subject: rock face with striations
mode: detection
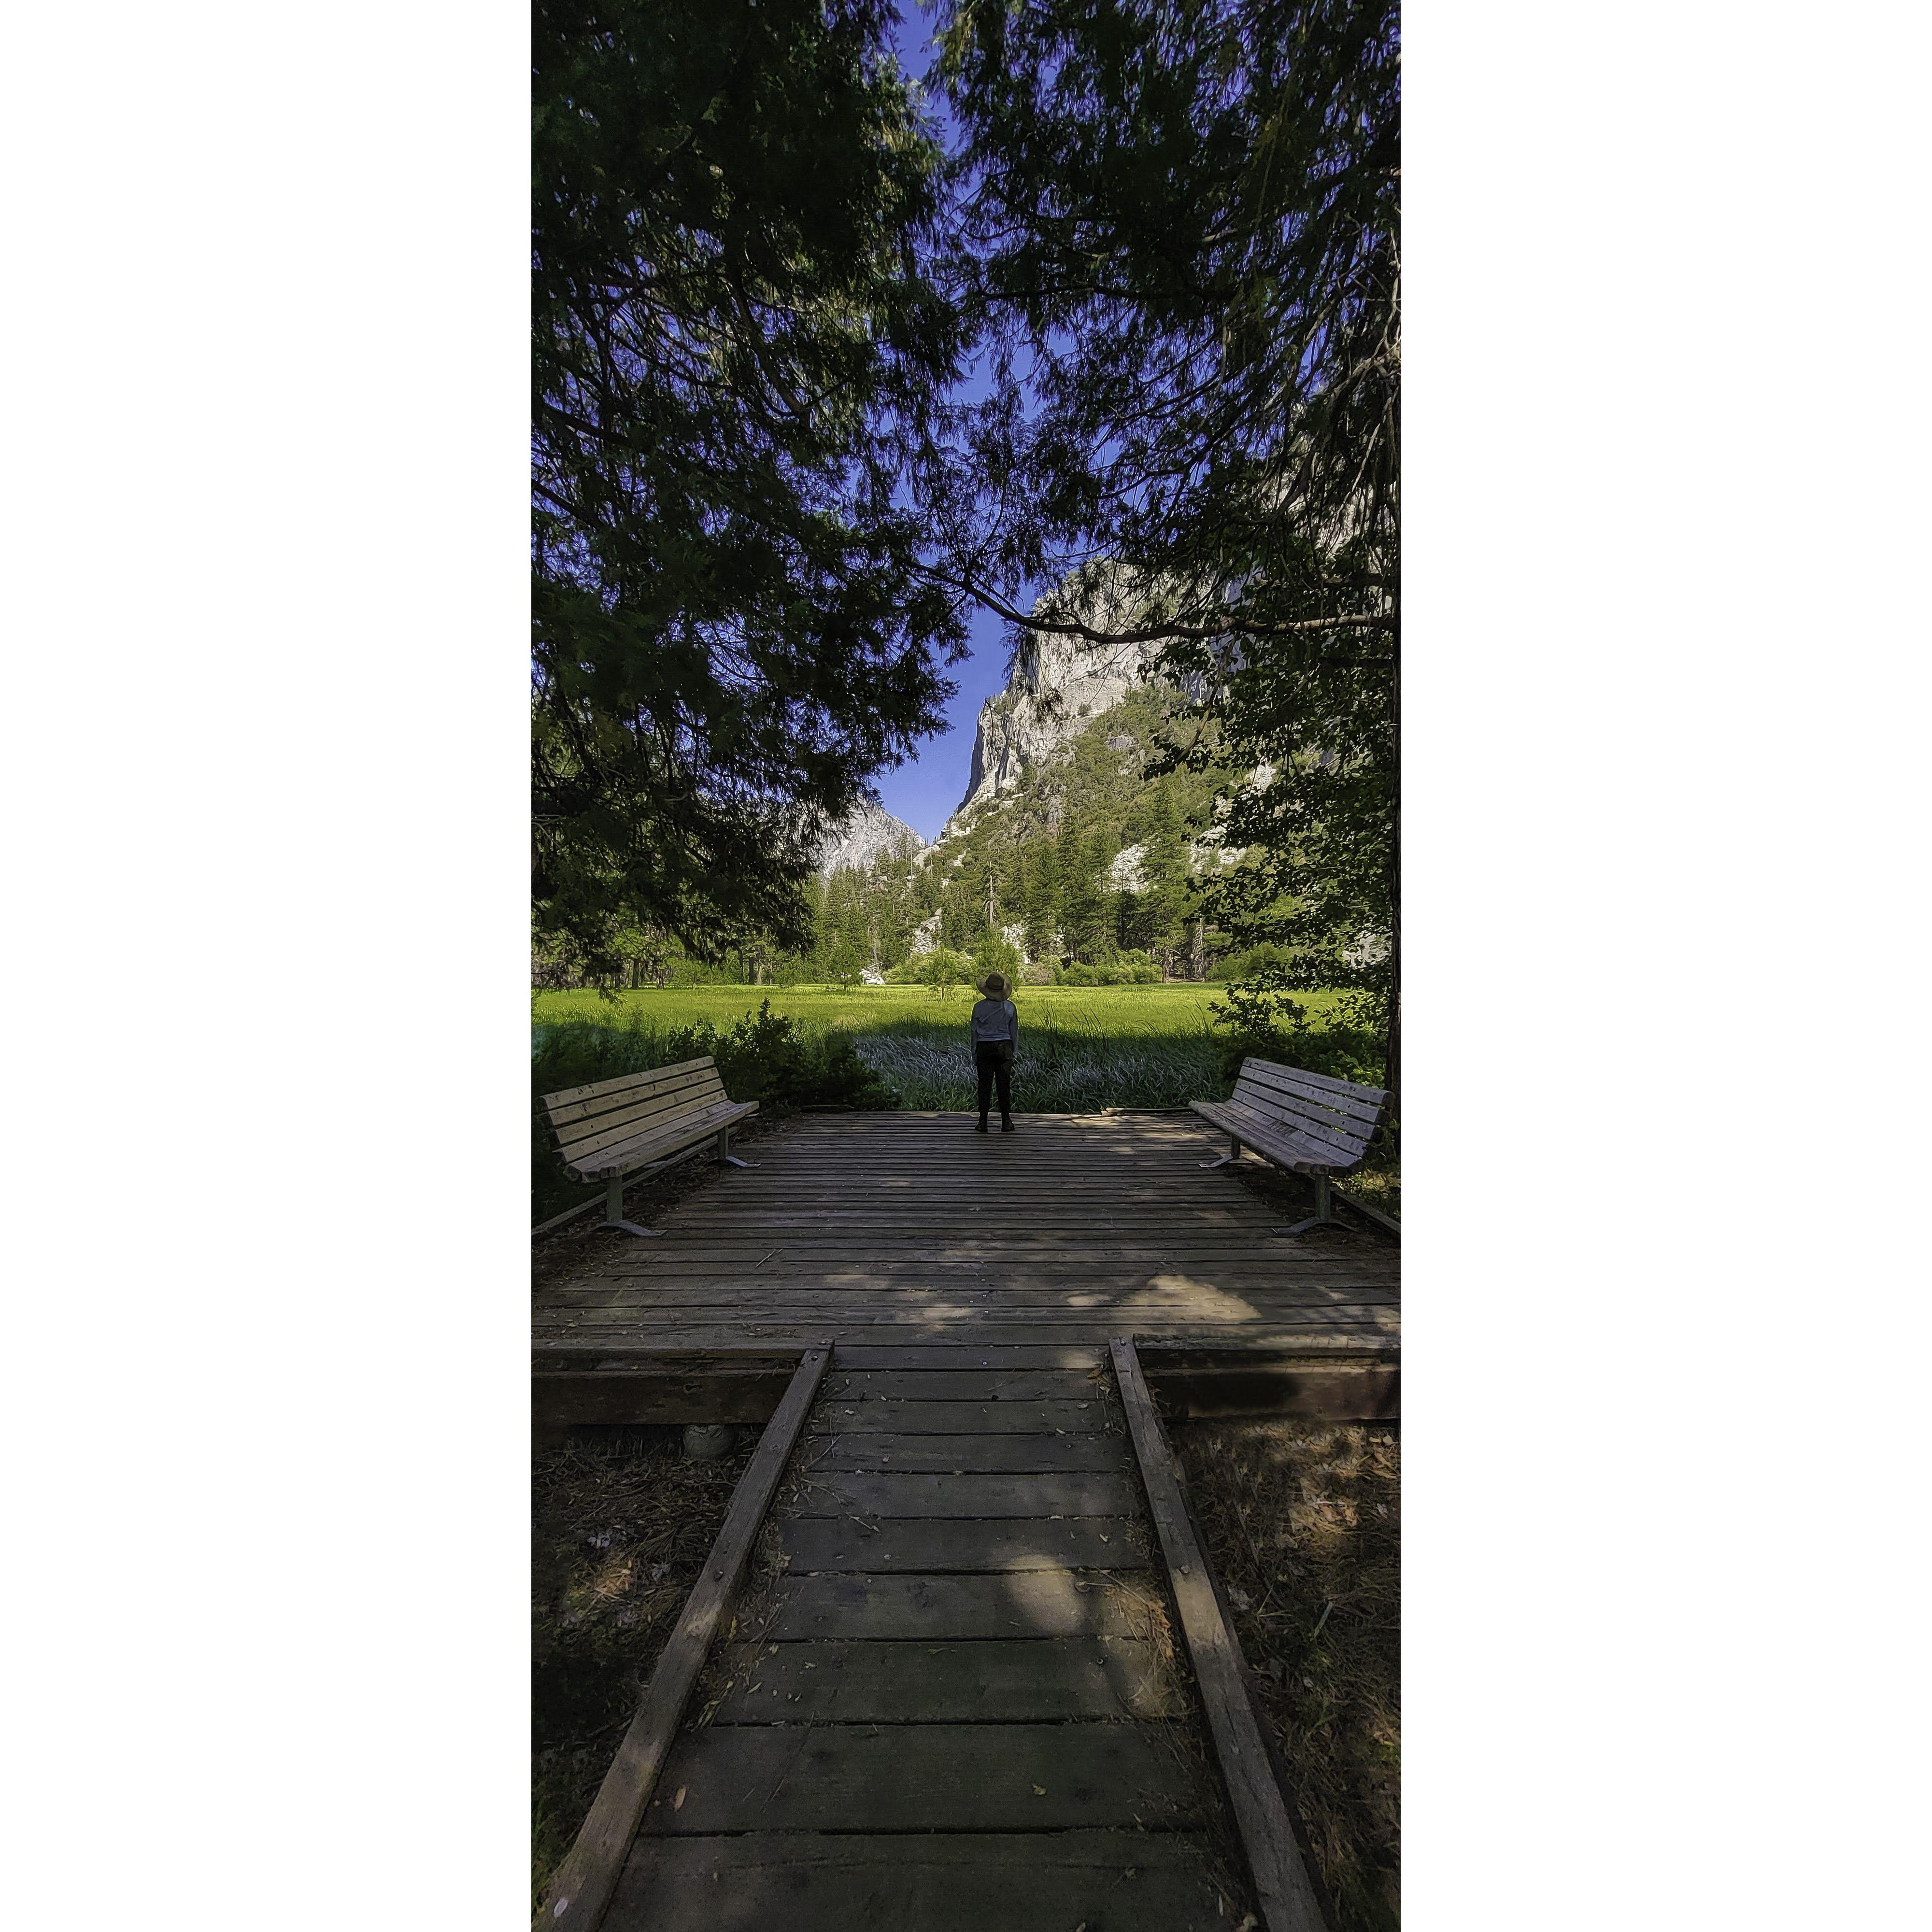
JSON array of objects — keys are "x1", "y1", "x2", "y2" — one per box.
[
  {"x1": 815, "y1": 799, "x2": 926, "y2": 878},
  {"x1": 947, "y1": 627, "x2": 1166, "y2": 831}
]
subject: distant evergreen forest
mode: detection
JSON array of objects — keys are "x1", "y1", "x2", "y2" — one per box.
[{"x1": 534, "y1": 684, "x2": 1299, "y2": 991}]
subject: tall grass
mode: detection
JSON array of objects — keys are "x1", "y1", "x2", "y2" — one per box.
[
  {"x1": 850, "y1": 1016, "x2": 1221, "y2": 1112},
  {"x1": 532, "y1": 980, "x2": 1286, "y2": 1038}
]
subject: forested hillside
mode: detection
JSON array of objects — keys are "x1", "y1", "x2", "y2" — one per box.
[{"x1": 550, "y1": 670, "x2": 1289, "y2": 989}]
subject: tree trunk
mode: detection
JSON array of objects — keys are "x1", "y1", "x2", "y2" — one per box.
[{"x1": 1188, "y1": 916, "x2": 1205, "y2": 980}]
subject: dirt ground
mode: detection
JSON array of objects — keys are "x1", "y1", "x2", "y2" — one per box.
[
  {"x1": 1173, "y1": 1419, "x2": 1400, "y2": 1932},
  {"x1": 530, "y1": 1427, "x2": 756, "y2": 1908}
]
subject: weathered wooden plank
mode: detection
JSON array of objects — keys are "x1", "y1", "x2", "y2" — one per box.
[
  {"x1": 831, "y1": 1344, "x2": 1107, "y2": 1369},
  {"x1": 556, "y1": 1094, "x2": 744, "y2": 1171},
  {"x1": 1232, "y1": 1082, "x2": 1376, "y2": 1152},
  {"x1": 541, "y1": 1323, "x2": 1402, "y2": 1354},
  {"x1": 533, "y1": 1366, "x2": 792, "y2": 1428},
  {"x1": 708, "y1": 1636, "x2": 1186, "y2": 1721},
  {"x1": 1112, "y1": 1338, "x2": 1329, "y2": 1932},
  {"x1": 1236, "y1": 1057, "x2": 1386, "y2": 1108},
  {"x1": 540, "y1": 1344, "x2": 831, "y2": 1932},
  {"x1": 604, "y1": 1831, "x2": 1233, "y2": 1932},
  {"x1": 1229, "y1": 1083, "x2": 1371, "y2": 1160},
  {"x1": 542, "y1": 1312, "x2": 1402, "y2": 1337},
  {"x1": 759, "y1": 1569, "x2": 1167, "y2": 1640},
  {"x1": 564, "y1": 1100, "x2": 756, "y2": 1181},
  {"x1": 550, "y1": 1295, "x2": 1401, "y2": 1319},
  {"x1": 640, "y1": 1721, "x2": 1204, "y2": 1834},
  {"x1": 796, "y1": 1432, "x2": 1132, "y2": 1474},
  {"x1": 783, "y1": 1468, "x2": 1138, "y2": 1519},
  {"x1": 539, "y1": 1055, "x2": 715, "y2": 1113},
  {"x1": 1140, "y1": 1357, "x2": 1400, "y2": 1423},
  {"x1": 1193, "y1": 1099, "x2": 1357, "y2": 1175},
  {"x1": 820, "y1": 1369, "x2": 1103, "y2": 1402},
  {"x1": 1330, "y1": 1181, "x2": 1401, "y2": 1237},
  {"x1": 808, "y1": 1399, "x2": 1112, "y2": 1434},
  {"x1": 580, "y1": 1264, "x2": 1400, "y2": 1286},
  {"x1": 545, "y1": 1065, "x2": 725, "y2": 1147},
  {"x1": 776, "y1": 1516, "x2": 1142, "y2": 1573},
  {"x1": 1235, "y1": 1062, "x2": 1384, "y2": 1128}
]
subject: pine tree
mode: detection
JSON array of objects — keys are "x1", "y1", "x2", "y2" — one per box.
[
  {"x1": 532, "y1": 0, "x2": 970, "y2": 976},
  {"x1": 932, "y1": 0, "x2": 1399, "y2": 1090}
]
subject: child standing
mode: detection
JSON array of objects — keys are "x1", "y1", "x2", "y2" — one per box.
[{"x1": 969, "y1": 972, "x2": 1018, "y2": 1133}]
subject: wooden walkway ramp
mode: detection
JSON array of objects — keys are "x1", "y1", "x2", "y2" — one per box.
[
  {"x1": 548, "y1": 1341, "x2": 1328, "y2": 1932},
  {"x1": 535, "y1": 1110, "x2": 1398, "y2": 1354}
]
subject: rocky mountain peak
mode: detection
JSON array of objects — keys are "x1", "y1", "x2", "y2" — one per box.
[
  {"x1": 944, "y1": 583, "x2": 1172, "y2": 834},
  {"x1": 815, "y1": 799, "x2": 926, "y2": 878}
]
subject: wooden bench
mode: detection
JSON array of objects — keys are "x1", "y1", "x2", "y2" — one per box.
[
  {"x1": 1191, "y1": 1056, "x2": 1387, "y2": 1234},
  {"x1": 539, "y1": 1055, "x2": 758, "y2": 1237}
]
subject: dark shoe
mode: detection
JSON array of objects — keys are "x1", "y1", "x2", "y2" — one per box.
[
  {"x1": 1001, "y1": 1116, "x2": 1015, "y2": 1133},
  {"x1": 975, "y1": 1117, "x2": 989, "y2": 1134}
]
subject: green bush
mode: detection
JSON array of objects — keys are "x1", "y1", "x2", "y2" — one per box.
[
  {"x1": 1053, "y1": 953, "x2": 1160, "y2": 987},
  {"x1": 888, "y1": 946, "x2": 973, "y2": 989}
]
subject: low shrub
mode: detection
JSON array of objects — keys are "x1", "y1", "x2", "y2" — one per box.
[{"x1": 1054, "y1": 955, "x2": 1161, "y2": 986}]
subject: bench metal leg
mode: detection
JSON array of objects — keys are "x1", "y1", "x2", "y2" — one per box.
[
  {"x1": 1199, "y1": 1134, "x2": 1243, "y2": 1169},
  {"x1": 1279, "y1": 1168, "x2": 1335, "y2": 1236},
  {"x1": 716, "y1": 1126, "x2": 758, "y2": 1169},
  {"x1": 599, "y1": 1173, "x2": 662, "y2": 1238}
]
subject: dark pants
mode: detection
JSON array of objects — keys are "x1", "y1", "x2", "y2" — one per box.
[{"x1": 975, "y1": 1040, "x2": 1014, "y2": 1120}]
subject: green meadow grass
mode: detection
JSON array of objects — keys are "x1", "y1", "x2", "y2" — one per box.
[
  {"x1": 531, "y1": 980, "x2": 1314, "y2": 1038},
  {"x1": 532, "y1": 982, "x2": 1365, "y2": 1114}
]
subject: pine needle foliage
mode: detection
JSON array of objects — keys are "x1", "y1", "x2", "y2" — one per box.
[
  {"x1": 931, "y1": 0, "x2": 1400, "y2": 1102},
  {"x1": 533, "y1": 0, "x2": 971, "y2": 975}
]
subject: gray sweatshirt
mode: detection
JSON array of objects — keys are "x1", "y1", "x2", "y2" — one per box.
[{"x1": 969, "y1": 997, "x2": 1018, "y2": 1047}]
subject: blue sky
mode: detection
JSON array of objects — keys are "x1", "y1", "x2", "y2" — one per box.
[{"x1": 869, "y1": 4, "x2": 1015, "y2": 841}]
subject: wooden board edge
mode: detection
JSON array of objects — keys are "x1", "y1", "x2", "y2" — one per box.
[
  {"x1": 1110, "y1": 1337, "x2": 1332, "y2": 1932},
  {"x1": 541, "y1": 1341, "x2": 833, "y2": 1932},
  {"x1": 1329, "y1": 1182, "x2": 1400, "y2": 1237}
]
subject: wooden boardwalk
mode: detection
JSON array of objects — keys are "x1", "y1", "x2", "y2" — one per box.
[
  {"x1": 578, "y1": 1343, "x2": 1309, "y2": 1931},
  {"x1": 534, "y1": 1110, "x2": 1399, "y2": 1354}
]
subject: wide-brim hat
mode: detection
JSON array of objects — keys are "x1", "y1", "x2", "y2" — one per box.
[{"x1": 979, "y1": 973, "x2": 1009, "y2": 997}]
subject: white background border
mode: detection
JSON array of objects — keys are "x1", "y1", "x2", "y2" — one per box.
[{"x1": 4, "y1": 1, "x2": 1925, "y2": 1922}]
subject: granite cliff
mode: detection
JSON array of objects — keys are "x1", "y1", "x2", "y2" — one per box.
[{"x1": 815, "y1": 799, "x2": 926, "y2": 878}]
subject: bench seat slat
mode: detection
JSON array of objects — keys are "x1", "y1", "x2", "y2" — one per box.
[
  {"x1": 562, "y1": 1099, "x2": 757, "y2": 1182},
  {"x1": 1228, "y1": 1080, "x2": 1373, "y2": 1161},
  {"x1": 1192, "y1": 1099, "x2": 1364, "y2": 1175}
]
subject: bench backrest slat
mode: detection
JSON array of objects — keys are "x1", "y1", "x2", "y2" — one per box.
[
  {"x1": 1236, "y1": 1057, "x2": 1385, "y2": 1126},
  {"x1": 552, "y1": 1087, "x2": 732, "y2": 1171},
  {"x1": 1231, "y1": 1056, "x2": 1385, "y2": 1162},
  {"x1": 1232, "y1": 1082, "x2": 1367, "y2": 1162},
  {"x1": 544, "y1": 1068, "x2": 725, "y2": 1156},
  {"x1": 1246, "y1": 1058, "x2": 1387, "y2": 1106},
  {"x1": 540, "y1": 1058, "x2": 728, "y2": 1164},
  {"x1": 541, "y1": 1055, "x2": 717, "y2": 1113},
  {"x1": 543, "y1": 1060, "x2": 723, "y2": 1138}
]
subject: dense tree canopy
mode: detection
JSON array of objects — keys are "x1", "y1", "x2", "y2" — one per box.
[
  {"x1": 532, "y1": 0, "x2": 970, "y2": 975},
  {"x1": 531, "y1": 0, "x2": 1401, "y2": 1094},
  {"x1": 931, "y1": 0, "x2": 1400, "y2": 1085}
]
